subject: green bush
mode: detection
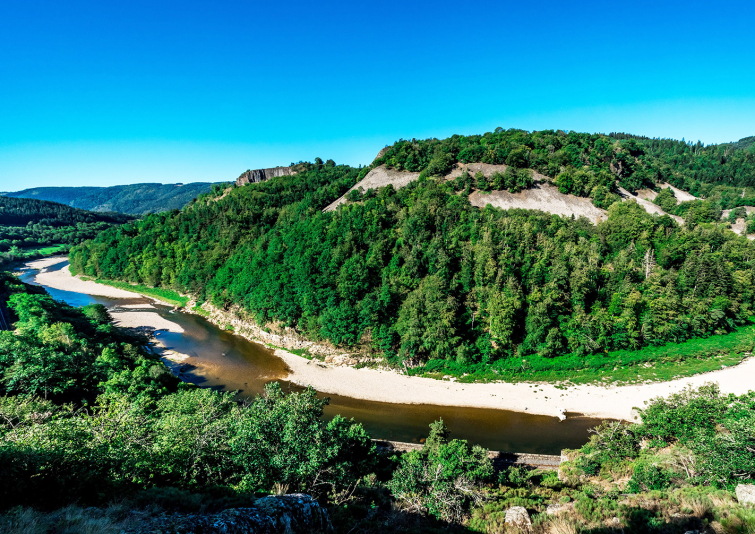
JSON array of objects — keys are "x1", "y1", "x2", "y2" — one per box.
[
  {"x1": 388, "y1": 420, "x2": 493, "y2": 523},
  {"x1": 626, "y1": 462, "x2": 672, "y2": 492}
]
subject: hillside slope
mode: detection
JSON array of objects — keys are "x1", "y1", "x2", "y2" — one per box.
[
  {"x1": 71, "y1": 150, "x2": 755, "y2": 377},
  {"x1": 329, "y1": 162, "x2": 687, "y2": 224},
  {"x1": 0, "y1": 196, "x2": 132, "y2": 226},
  {"x1": 5, "y1": 182, "x2": 217, "y2": 215}
]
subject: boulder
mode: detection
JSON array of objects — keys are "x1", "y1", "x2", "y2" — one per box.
[
  {"x1": 505, "y1": 506, "x2": 531, "y2": 529},
  {"x1": 736, "y1": 484, "x2": 755, "y2": 505}
]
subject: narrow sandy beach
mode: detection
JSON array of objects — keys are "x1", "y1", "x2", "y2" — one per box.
[
  {"x1": 25, "y1": 257, "x2": 183, "y2": 333},
  {"x1": 22, "y1": 256, "x2": 755, "y2": 422},
  {"x1": 274, "y1": 349, "x2": 755, "y2": 421},
  {"x1": 24, "y1": 257, "x2": 177, "y2": 306}
]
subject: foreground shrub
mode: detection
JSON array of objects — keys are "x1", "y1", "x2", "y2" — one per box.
[{"x1": 388, "y1": 420, "x2": 493, "y2": 523}]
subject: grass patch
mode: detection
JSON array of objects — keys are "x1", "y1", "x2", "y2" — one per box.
[
  {"x1": 191, "y1": 303, "x2": 210, "y2": 317},
  {"x1": 407, "y1": 323, "x2": 755, "y2": 386},
  {"x1": 21, "y1": 244, "x2": 68, "y2": 256},
  {"x1": 265, "y1": 343, "x2": 318, "y2": 360},
  {"x1": 89, "y1": 279, "x2": 189, "y2": 308}
]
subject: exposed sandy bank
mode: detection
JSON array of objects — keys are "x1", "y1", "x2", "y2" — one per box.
[
  {"x1": 323, "y1": 165, "x2": 421, "y2": 212},
  {"x1": 25, "y1": 257, "x2": 137, "y2": 298},
  {"x1": 661, "y1": 182, "x2": 697, "y2": 202},
  {"x1": 26, "y1": 257, "x2": 176, "y2": 306},
  {"x1": 274, "y1": 348, "x2": 755, "y2": 421},
  {"x1": 109, "y1": 310, "x2": 184, "y2": 333},
  {"x1": 618, "y1": 188, "x2": 684, "y2": 224},
  {"x1": 26, "y1": 257, "x2": 183, "y2": 333},
  {"x1": 470, "y1": 182, "x2": 607, "y2": 223}
]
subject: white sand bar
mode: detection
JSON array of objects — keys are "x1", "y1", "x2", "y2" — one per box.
[
  {"x1": 110, "y1": 311, "x2": 184, "y2": 333},
  {"x1": 24, "y1": 257, "x2": 183, "y2": 333},
  {"x1": 274, "y1": 349, "x2": 755, "y2": 421},
  {"x1": 27, "y1": 257, "x2": 137, "y2": 298},
  {"x1": 28, "y1": 257, "x2": 175, "y2": 306}
]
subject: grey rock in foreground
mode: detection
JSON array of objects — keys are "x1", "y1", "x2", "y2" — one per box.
[
  {"x1": 504, "y1": 506, "x2": 531, "y2": 528},
  {"x1": 126, "y1": 494, "x2": 332, "y2": 533},
  {"x1": 736, "y1": 484, "x2": 755, "y2": 505}
]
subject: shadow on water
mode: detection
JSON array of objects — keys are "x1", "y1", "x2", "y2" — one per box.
[{"x1": 19, "y1": 260, "x2": 606, "y2": 454}]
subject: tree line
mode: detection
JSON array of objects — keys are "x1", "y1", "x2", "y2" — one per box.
[{"x1": 0, "y1": 197, "x2": 134, "y2": 268}]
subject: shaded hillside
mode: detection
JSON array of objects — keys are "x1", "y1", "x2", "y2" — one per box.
[
  {"x1": 5, "y1": 182, "x2": 219, "y2": 215},
  {"x1": 0, "y1": 196, "x2": 132, "y2": 226},
  {"x1": 1, "y1": 197, "x2": 133, "y2": 266}
]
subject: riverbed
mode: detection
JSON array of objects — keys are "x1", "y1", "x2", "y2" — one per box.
[{"x1": 16, "y1": 257, "x2": 604, "y2": 454}]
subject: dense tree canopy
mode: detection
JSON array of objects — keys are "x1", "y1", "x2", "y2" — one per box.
[
  {"x1": 0, "y1": 276, "x2": 375, "y2": 510},
  {"x1": 0, "y1": 197, "x2": 132, "y2": 226},
  {"x1": 71, "y1": 156, "x2": 755, "y2": 369}
]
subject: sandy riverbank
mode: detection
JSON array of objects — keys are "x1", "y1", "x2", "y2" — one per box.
[
  {"x1": 23, "y1": 257, "x2": 755, "y2": 422},
  {"x1": 273, "y1": 348, "x2": 755, "y2": 421},
  {"x1": 25, "y1": 257, "x2": 183, "y2": 333},
  {"x1": 24, "y1": 257, "x2": 177, "y2": 306}
]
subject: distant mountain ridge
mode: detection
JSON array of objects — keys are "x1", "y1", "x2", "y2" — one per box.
[
  {"x1": 0, "y1": 196, "x2": 132, "y2": 226},
  {"x1": 4, "y1": 182, "x2": 218, "y2": 215}
]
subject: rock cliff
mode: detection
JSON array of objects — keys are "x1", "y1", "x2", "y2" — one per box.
[{"x1": 236, "y1": 167, "x2": 296, "y2": 187}]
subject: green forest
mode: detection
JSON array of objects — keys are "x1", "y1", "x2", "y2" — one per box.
[
  {"x1": 70, "y1": 131, "x2": 755, "y2": 377},
  {"x1": 1, "y1": 274, "x2": 754, "y2": 533},
  {"x1": 0, "y1": 197, "x2": 133, "y2": 268},
  {"x1": 374, "y1": 129, "x2": 755, "y2": 209}
]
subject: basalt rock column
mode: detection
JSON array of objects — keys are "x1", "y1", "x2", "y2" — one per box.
[{"x1": 236, "y1": 166, "x2": 296, "y2": 187}]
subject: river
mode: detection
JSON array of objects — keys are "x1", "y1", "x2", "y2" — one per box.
[{"x1": 18, "y1": 261, "x2": 604, "y2": 454}]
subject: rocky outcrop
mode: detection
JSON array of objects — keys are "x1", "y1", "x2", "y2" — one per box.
[
  {"x1": 323, "y1": 165, "x2": 421, "y2": 212},
  {"x1": 736, "y1": 484, "x2": 755, "y2": 505},
  {"x1": 187, "y1": 300, "x2": 353, "y2": 361},
  {"x1": 126, "y1": 494, "x2": 332, "y2": 533},
  {"x1": 236, "y1": 167, "x2": 296, "y2": 187}
]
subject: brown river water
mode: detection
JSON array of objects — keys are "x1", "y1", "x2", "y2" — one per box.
[{"x1": 19, "y1": 262, "x2": 604, "y2": 454}]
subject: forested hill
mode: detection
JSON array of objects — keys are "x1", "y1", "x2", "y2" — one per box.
[
  {"x1": 373, "y1": 130, "x2": 755, "y2": 208},
  {"x1": 0, "y1": 197, "x2": 132, "y2": 226},
  {"x1": 1, "y1": 197, "x2": 133, "y2": 267},
  {"x1": 4, "y1": 182, "x2": 219, "y2": 215},
  {"x1": 71, "y1": 132, "x2": 755, "y2": 375}
]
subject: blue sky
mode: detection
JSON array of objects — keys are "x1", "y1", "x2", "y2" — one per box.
[{"x1": 2, "y1": 0, "x2": 754, "y2": 189}]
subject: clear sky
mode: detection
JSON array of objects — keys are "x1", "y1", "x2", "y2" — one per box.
[{"x1": 2, "y1": 0, "x2": 754, "y2": 189}]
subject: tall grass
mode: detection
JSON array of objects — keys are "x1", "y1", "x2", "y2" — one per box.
[
  {"x1": 410, "y1": 323, "x2": 755, "y2": 385},
  {"x1": 85, "y1": 278, "x2": 189, "y2": 308}
]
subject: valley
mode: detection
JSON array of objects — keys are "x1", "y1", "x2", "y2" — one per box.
[
  {"x1": 20, "y1": 256, "x2": 602, "y2": 454},
  {"x1": 4, "y1": 128, "x2": 755, "y2": 533}
]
